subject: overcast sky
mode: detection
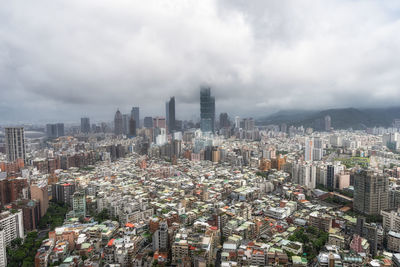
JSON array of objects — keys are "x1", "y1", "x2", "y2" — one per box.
[{"x1": 1, "y1": 0, "x2": 400, "y2": 124}]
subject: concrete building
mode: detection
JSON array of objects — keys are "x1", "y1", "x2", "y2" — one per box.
[
  {"x1": 304, "y1": 137, "x2": 313, "y2": 161},
  {"x1": 388, "y1": 231, "x2": 400, "y2": 253},
  {"x1": 46, "y1": 123, "x2": 65, "y2": 138},
  {"x1": 381, "y1": 208, "x2": 400, "y2": 232},
  {"x1": 31, "y1": 182, "x2": 49, "y2": 217},
  {"x1": 354, "y1": 170, "x2": 389, "y2": 215},
  {"x1": 5, "y1": 127, "x2": 26, "y2": 162},
  {"x1": 0, "y1": 210, "x2": 24, "y2": 246},
  {"x1": 0, "y1": 230, "x2": 6, "y2": 267},
  {"x1": 153, "y1": 221, "x2": 168, "y2": 252},
  {"x1": 72, "y1": 191, "x2": 86, "y2": 218}
]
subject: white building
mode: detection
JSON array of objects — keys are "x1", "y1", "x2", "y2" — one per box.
[
  {"x1": 0, "y1": 230, "x2": 6, "y2": 267},
  {"x1": 0, "y1": 210, "x2": 24, "y2": 246}
]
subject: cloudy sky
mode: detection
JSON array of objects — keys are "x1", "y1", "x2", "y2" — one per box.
[{"x1": 1, "y1": 0, "x2": 400, "y2": 124}]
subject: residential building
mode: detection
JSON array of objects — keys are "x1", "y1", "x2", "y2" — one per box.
[
  {"x1": 354, "y1": 170, "x2": 389, "y2": 215},
  {"x1": 5, "y1": 127, "x2": 26, "y2": 162}
]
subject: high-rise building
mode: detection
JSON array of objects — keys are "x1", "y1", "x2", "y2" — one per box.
[
  {"x1": 122, "y1": 114, "x2": 130, "y2": 135},
  {"x1": 144, "y1": 117, "x2": 153, "y2": 128},
  {"x1": 129, "y1": 116, "x2": 136, "y2": 137},
  {"x1": 153, "y1": 117, "x2": 166, "y2": 129},
  {"x1": 153, "y1": 221, "x2": 169, "y2": 252},
  {"x1": 5, "y1": 127, "x2": 26, "y2": 163},
  {"x1": 200, "y1": 87, "x2": 215, "y2": 133},
  {"x1": 31, "y1": 182, "x2": 49, "y2": 218},
  {"x1": 114, "y1": 109, "x2": 123, "y2": 135},
  {"x1": 131, "y1": 107, "x2": 140, "y2": 129},
  {"x1": 46, "y1": 123, "x2": 65, "y2": 138},
  {"x1": 0, "y1": 210, "x2": 24, "y2": 246},
  {"x1": 72, "y1": 191, "x2": 86, "y2": 218},
  {"x1": 0, "y1": 229, "x2": 6, "y2": 267},
  {"x1": 80, "y1": 117, "x2": 91, "y2": 134},
  {"x1": 235, "y1": 116, "x2": 241, "y2": 129},
  {"x1": 354, "y1": 170, "x2": 389, "y2": 215},
  {"x1": 325, "y1": 115, "x2": 331, "y2": 131},
  {"x1": 166, "y1": 97, "x2": 176, "y2": 133},
  {"x1": 313, "y1": 137, "x2": 323, "y2": 161},
  {"x1": 304, "y1": 137, "x2": 314, "y2": 161},
  {"x1": 219, "y1": 113, "x2": 229, "y2": 129},
  {"x1": 51, "y1": 182, "x2": 76, "y2": 206}
]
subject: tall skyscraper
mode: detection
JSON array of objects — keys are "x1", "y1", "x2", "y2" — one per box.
[
  {"x1": 131, "y1": 107, "x2": 140, "y2": 129},
  {"x1": 166, "y1": 97, "x2": 176, "y2": 133},
  {"x1": 129, "y1": 116, "x2": 136, "y2": 137},
  {"x1": 325, "y1": 115, "x2": 331, "y2": 131},
  {"x1": 122, "y1": 114, "x2": 130, "y2": 135},
  {"x1": 114, "y1": 109, "x2": 123, "y2": 135},
  {"x1": 5, "y1": 127, "x2": 26, "y2": 163},
  {"x1": 144, "y1": 117, "x2": 153, "y2": 128},
  {"x1": 80, "y1": 117, "x2": 91, "y2": 134},
  {"x1": 200, "y1": 87, "x2": 215, "y2": 133},
  {"x1": 354, "y1": 170, "x2": 389, "y2": 215},
  {"x1": 304, "y1": 137, "x2": 313, "y2": 161}
]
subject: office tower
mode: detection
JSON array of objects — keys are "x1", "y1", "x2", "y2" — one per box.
[
  {"x1": 354, "y1": 170, "x2": 389, "y2": 215},
  {"x1": 5, "y1": 127, "x2": 26, "y2": 163},
  {"x1": 325, "y1": 115, "x2": 331, "y2": 131},
  {"x1": 114, "y1": 109, "x2": 123, "y2": 135},
  {"x1": 304, "y1": 137, "x2": 313, "y2": 161},
  {"x1": 131, "y1": 107, "x2": 140, "y2": 129},
  {"x1": 200, "y1": 87, "x2": 215, "y2": 133},
  {"x1": 46, "y1": 123, "x2": 65, "y2": 138},
  {"x1": 0, "y1": 229, "x2": 6, "y2": 267},
  {"x1": 166, "y1": 97, "x2": 176, "y2": 133},
  {"x1": 144, "y1": 117, "x2": 153, "y2": 128},
  {"x1": 31, "y1": 183, "x2": 49, "y2": 217},
  {"x1": 219, "y1": 113, "x2": 229, "y2": 129},
  {"x1": 0, "y1": 210, "x2": 24, "y2": 246},
  {"x1": 80, "y1": 117, "x2": 91, "y2": 134},
  {"x1": 122, "y1": 114, "x2": 130, "y2": 135},
  {"x1": 129, "y1": 116, "x2": 136, "y2": 137}
]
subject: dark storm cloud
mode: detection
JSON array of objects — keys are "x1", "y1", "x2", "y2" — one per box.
[{"x1": 1, "y1": 0, "x2": 400, "y2": 123}]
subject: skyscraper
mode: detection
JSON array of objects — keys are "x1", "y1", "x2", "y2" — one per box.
[
  {"x1": 114, "y1": 109, "x2": 123, "y2": 135},
  {"x1": 354, "y1": 170, "x2": 389, "y2": 215},
  {"x1": 200, "y1": 87, "x2": 215, "y2": 133},
  {"x1": 122, "y1": 114, "x2": 130, "y2": 135},
  {"x1": 166, "y1": 97, "x2": 176, "y2": 133},
  {"x1": 131, "y1": 107, "x2": 140, "y2": 129},
  {"x1": 219, "y1": 113, "x2": 229, "y2": 129},
  {"x1": 325, "y1": 115, "x2": 331, "y2": 131},
  {"x1": 129, "y1": 116, "x2": 136, "y2": 137},
  {"x1": 304, "y1": 137, "x2": 313, "y2": 161},
  {"x1": 5, "y1": 127, "x2": 26, "y2": 162},
  {"x1": 81, "y1": 117, "x2": 91, "y2": 134},
  {"x1": 144, "y1": 117, "x2": 153, "y2": 128},
  {"x1": 0, "y1": 229, "x2": 6, "y2": 267}
]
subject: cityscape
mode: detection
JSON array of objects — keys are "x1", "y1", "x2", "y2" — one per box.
[{"x1": 2, "y1": 1, "x2": 400, "y2": 267}]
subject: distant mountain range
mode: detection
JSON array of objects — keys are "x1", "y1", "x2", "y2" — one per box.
[{"x1": 256, "y1": 107, "x2": 400, "y2": 130}]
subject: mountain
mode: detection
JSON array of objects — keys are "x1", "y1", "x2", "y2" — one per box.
[{"x1": 256, "y1": 107, "x2": 400, "y2": 130}]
